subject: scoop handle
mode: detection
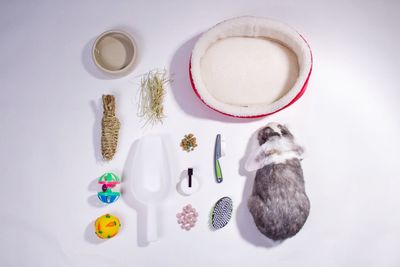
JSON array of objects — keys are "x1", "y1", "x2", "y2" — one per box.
[{"x1": 146, "y1": 204, "x2": 158, "y2": 243}]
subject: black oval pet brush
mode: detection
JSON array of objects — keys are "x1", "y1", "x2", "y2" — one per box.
[{"x1": 210, "y1": 197, "x2": 233, "y2": 230}]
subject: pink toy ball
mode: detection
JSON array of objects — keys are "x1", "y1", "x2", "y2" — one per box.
[{"x1": 189, "y1": 16, "x2": 313, "y2": 118}]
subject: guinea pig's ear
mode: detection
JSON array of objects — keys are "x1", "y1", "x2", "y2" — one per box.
[
  {"x1": 245, "y1": 144, "x2": 268, "y2": 172},
  {"x1": 278, "y1": 124, "x2": 294, "y2": 139},
  {"x1": 258, "y1": 126, "x2": 274, "y2": 145}
]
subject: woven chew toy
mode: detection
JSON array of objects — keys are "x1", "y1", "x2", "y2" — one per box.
[
  {"x1": 101, "y1": 95, "x2": 120, "y2": 161},
  {"x1": 210, "y1": 197, "x2": 233, "y2": 230}
]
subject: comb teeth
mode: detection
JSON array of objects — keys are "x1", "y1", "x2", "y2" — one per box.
[{"x1": 211, "y1": 197, "x2": 233, "y2": 230}]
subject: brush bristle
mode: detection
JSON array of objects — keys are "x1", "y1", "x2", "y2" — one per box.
[{"x1": 211, "y1": 197, "x2": 233, "y2": 230}]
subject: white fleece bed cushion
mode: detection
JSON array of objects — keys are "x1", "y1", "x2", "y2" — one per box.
[{"x1": 190, "y1": 16, "x2": 312, "y2": 117}]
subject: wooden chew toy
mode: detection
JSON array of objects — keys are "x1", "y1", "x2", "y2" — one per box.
[{"x1": 101, "y1": 95, "x2": 120, "y2": 161}]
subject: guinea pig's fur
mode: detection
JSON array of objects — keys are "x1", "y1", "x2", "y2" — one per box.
[{"x1": 246, "y1": 122, "x2": 310, "y2": 241}]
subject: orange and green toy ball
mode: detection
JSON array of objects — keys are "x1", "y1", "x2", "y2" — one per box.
[{"x1": 94, "y1": 214, "x2": 121, "y2": 239}]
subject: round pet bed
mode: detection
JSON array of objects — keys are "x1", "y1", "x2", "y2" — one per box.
[{"x1": 189, "y1": 16, "x2": 313, "y2": 118}]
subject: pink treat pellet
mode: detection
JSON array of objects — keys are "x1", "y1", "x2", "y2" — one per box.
[{"x1": 176, "y1": 204, "x2": 198, "y2": 231}]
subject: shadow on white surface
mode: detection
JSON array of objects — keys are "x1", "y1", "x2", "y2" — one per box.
[
  {"x1": 84, "y1": 219, "x2": 106, "y2": 245},
  {"x1": 169, "y1": 36, "x2": 261, "y2": 123},
  {"x1": 91, "y1": 99, "x2": 104, "y2": 164},
  {"x1": 81, "y1": 37, "x2": 113, "y2": 80},
  {"x1": 87, "y1": 177, "x2": 108, "y2": 208},
  {"x1": 236, "y1": 129, "x2": 281, "y2": 248}
]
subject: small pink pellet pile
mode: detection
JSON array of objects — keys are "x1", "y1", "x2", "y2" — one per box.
[{"x1": 176, "y1": 204, "x2": 198, "y2": 231}]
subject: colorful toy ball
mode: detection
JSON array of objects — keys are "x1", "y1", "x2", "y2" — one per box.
[
  {"x1": 98, "y1": 172, "x2": 121, "y2": 204},
  {"x1": 95, "y1": 214, "x2": 121, "y2": 239},
  {"x1": 98, "y1": 172, "x2": 121, "y2": 187}
]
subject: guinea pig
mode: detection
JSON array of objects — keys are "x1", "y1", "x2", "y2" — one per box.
[{"x1": 245, "y1": 122, "x2": 310, "y2": 241}]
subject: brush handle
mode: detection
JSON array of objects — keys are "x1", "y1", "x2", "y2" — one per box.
[
  {"x1": 215, "y1": 159, "x2": 223, "y2": 183},
  {"x1": 146, "y1": 204, "x2": 158, "y2": 243}
]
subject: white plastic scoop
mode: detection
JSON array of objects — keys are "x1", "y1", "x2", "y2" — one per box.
[{"x1": 128, "y1": 135, "x2": 171, "y2": 243}]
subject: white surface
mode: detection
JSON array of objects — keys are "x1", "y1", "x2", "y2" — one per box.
[
  {"x1": 201, "y1": 37, "x2": 299, "y2": 105},
  {"x1": 1, "y1": 1, "x2": 400, "y2": 267}
]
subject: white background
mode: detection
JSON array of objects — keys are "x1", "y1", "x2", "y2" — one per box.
[{"x1": 1, "y1": 0, "x2": 400, "y2": 266}]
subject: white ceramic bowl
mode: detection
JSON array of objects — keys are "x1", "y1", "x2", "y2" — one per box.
[
  {"x1": 92, "y1": 30, "x2": 137, "y2": 76},
  {"x1": 190, "y1": 17, "x2": 313, "y2": 118}
]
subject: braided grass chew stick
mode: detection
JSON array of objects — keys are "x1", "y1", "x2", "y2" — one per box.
[{"x1": 101, "y1": 95, "x2": 120, "y2": 161}]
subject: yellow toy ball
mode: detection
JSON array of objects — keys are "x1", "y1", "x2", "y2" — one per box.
[{"x1": 94, "y1": 214, "x2": 121, "y2": 239}]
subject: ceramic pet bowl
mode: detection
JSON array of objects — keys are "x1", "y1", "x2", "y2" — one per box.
[
  {"x1": 189, "y1": 16, "x2": 313, "y2": 118},
  {"x1": 92, "y1": 30, "x2": 137, "y2": 76}
]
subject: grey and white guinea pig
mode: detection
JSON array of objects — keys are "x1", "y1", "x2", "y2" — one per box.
[{"x1": 245, "y1": 122, "x2": 310, "y2": 241}]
